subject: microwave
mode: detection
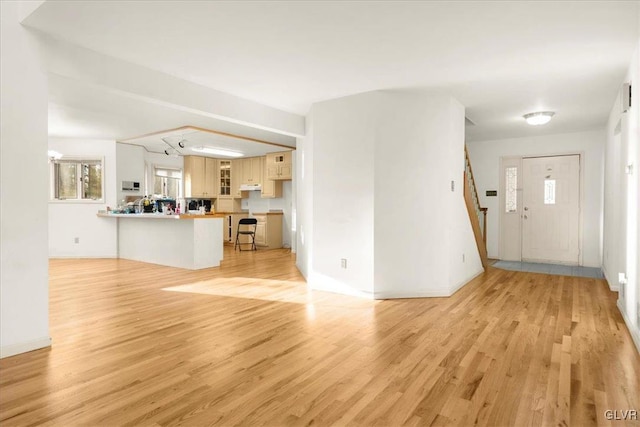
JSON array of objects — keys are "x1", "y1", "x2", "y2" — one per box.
[{"x1": 121, "y1": 181, "x2": 140, "y2": 191}]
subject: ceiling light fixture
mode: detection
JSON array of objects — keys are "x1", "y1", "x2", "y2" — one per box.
[
  {"x1": 161, "y1": 137, "x2": 182, "y2": 156},
  {"x1": 523, "y1": 111, "x2": 555, "y2": 126},
  {"x1": 178, "y1": 139, "x2": 186, "y2": 148},
  {"x1": 191, "y1": 146, "x2": 244, "y2": 157}
]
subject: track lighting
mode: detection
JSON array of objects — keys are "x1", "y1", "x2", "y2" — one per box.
[{"x1": 178, "y1": 140, "x2": 185, "y2": 148}]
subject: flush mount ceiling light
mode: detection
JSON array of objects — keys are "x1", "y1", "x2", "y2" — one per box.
[
  {"x1": 191, "y1": 146, "x2": 244, "y2": 157},
  {"x1": 523, "y1": 111, "x2": 555, "y2": 126}
]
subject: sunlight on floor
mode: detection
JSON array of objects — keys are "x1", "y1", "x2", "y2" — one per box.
[{"x1": 162, "y1": 277, "x2": 314, "y2": 304}]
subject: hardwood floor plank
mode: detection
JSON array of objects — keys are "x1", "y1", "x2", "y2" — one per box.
[{"x1": 1, "y1": 250, "x2": 638, "y2": 426}]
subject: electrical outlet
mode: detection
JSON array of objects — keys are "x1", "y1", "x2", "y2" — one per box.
[
  {"x1": 451, "y1": 180, "x2": 455, "y2": 192},
  {"x1": 462, "y1": 253, "x2": 465, "y2": 262},
  {"x1": 74, "y1": 237, "x2": 80, "y2": 244},
  {"x1": 341, "y1": 258, "x2": 347, "y2": 269}
]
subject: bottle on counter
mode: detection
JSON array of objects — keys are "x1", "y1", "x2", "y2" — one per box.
[{"x1": 176, "y1": 203, "x2": 181, "y2": 215}]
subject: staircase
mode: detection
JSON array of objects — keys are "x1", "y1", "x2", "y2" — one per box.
[{"x1": 464, "y1": 145, "x2": 489, "y2": 269}]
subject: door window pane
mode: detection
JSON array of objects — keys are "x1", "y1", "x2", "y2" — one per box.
[
  {"x1": 544, "y1": 179, "x2": 556, "y2": 204},
  {"x1": 505, "y1": 167, "x2": 517, "y2": 213}
]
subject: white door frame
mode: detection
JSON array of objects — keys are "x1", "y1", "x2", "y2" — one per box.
[{"x1": 499, "y1": 151, "x2": 585, "y2": 266}]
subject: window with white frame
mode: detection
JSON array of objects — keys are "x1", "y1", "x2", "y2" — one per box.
[
  {"x1": 51, "y1": 158, "x2": 103, "y2": 201},
  {"x1": 153, "y1": 166, "x2": 182, "y2": 199}
]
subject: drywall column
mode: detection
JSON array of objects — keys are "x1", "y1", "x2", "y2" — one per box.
[
  {"x1": 298, "y1": 91, "x2": 482, "y2": 299},
  {"x1": 1, "y1": 2, "x2": 50, "y2": 357},
  {"x1": 373, "y1": 93, "x2": 481, "y2": 298},
  {"x1": 307, "y1": 93, "x2": 377, "y2": 297},
  {"x1": 295, "y1": 117, "x2": 314, "y2": 279}
]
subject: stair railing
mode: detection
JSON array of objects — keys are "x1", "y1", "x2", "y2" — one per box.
[{"x1": 463, "y1": 145, "x2": 489, "y2": 269}]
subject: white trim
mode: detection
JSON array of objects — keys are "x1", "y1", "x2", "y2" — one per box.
[
  {"x1": 1, "y1": 336, "x2": 51, "y2": 359},
  {"x1": 308, "y1": 272, "x2": 374, "y2": 299},
  {"x1": 617, "y1": 300, "x2": 640, "y2": 354},
  {"x1": 49, "y1": 255, "x2": 118, "y2": 259},
  {"x1": 602, "y1": 265, "x2": 619, "y2": 291},
  {"x1": 450, "y1": 268, "x2": 485, "y2": 296},
  {"x1": 374, "y1": 289, "x2": 451, "y2": 299}
]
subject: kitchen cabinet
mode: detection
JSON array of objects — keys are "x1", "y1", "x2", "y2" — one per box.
[
  {"x1": 218, "y1": 160, "x2": 232, "y2": 197},
  {"x1": 184, "y1": 156, "x2": 217, "y2": 198},
  {"x1": 241, "y1": 157, "x2": 262, "y2": 186},
  {"x1": 231, "y1": 159, "x2": 243, "y2": 198},
  {"x1": 261, "y1": 156, "x2": 282, "y2": 199},
  {"x1": 266, "y1": 151, "x2": 293, "y2": 180},
  {"x1": 253, "y1": 213, "x2": 282, "y2": 248}
]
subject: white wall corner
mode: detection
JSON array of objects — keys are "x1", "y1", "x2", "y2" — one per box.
[
  {"x1": 0, "y1": 336, "x2": 51, "y2": 359},
  {"x1": 450, "y1": 268, "x2": 485, "y2": 296}
]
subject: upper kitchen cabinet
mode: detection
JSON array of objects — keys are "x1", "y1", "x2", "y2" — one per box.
[
  {"x1": 231, "y1": 159, "x2": 243, "y2": 198},
  {"x1": 266, "y1": 151, "x2": 293, "y2": 180},
  {"x1": 261, "y1": 156, "x2": 282, "y2": 199},
  {"x1": 218, "y1": 160, "x2": 231, "y2": 198},
  {"x1": 184, "y1": 156, "x2": 217, "y2": 198},
  {"x1": 241, "y1": 157, "x2": 262, "y2": 186}
]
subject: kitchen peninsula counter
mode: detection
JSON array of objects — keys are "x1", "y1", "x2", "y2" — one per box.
[{"x1": 97, "y1": 213, "x2": 223, "y2": 270}]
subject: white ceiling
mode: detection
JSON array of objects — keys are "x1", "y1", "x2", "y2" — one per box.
[{"x1": 27, "y1": 1, "x2": 639, "y2": 141}]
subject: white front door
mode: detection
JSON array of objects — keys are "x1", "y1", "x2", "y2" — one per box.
[{"x1": 521, "y1": 155, "x2": 580, "y2": 264}]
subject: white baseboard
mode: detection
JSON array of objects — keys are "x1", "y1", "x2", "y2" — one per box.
[
  {"x1": 374, "y1": 289, "x2": 451, "y2": 299},
  {"x1": 617, "y1": 300, "x2": 640, "y2": 354},
  {"x1": 1, "y1": 336, "x2": 51, "y2": 359},
  {"x1": 308, "y1": 273, "x2": 374, "y2": 299},
  {"x1": 49, "y1": 255, "x2": 117, "y2": 259},
  {"x1": 449, "y1": 267, "x2": 485, "y2": 296},
  {"x1": 602, "y1": 265, "x2": 619, "y2": 291}
]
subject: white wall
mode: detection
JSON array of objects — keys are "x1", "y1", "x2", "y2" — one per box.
[
  {"x1": 296, "y1": 90, "x2": 483, "y2": 299},
  {"x1": 116, "y1": 143, "x2": 145, "y2": 203},
  {"x1": 604, "y1": 36, "x2": 640, "y2": 352},
  {"x1": 374, "y1": 93, "x2": 482, "y2": 297},
  {"x1": 466, "y1": 130, "x2": 605, "y2": 267},
  {"x1": 309, "y1": 92, "x2": 377, "y2": 297},
  {"x1": 1, "y1": 2, "x2": 50, "y2": 357},
  {"x1": 48, "y1": 138, "x2": 118, "y2": 258}
]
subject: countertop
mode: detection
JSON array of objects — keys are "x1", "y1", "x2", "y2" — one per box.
[
  {"x1": 253, "y1": 211, "x2": 284, "y2": 216},
  {"x1": 97, "y1": 213, "x2": 224, "y2": 220}
]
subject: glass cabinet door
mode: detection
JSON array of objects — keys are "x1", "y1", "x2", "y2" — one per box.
[{"x1": 219, "y1": 160, "x2": 231, "y2": 196}]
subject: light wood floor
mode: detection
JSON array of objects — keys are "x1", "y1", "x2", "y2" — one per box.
[{"x1": 1, "y1": 248, "x2": 638, "y2": 426}]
